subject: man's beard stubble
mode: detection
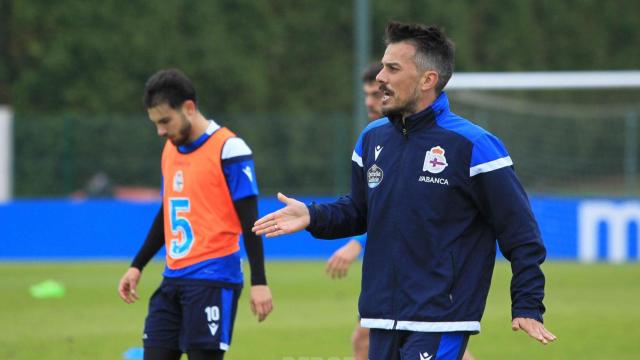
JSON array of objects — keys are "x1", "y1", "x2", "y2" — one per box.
[
  {"x1": 169, "y1": 115, "x2": 193, "y2": 146},
  {"x1": 380, "y1": 84, "x2": 420, "y2": 119},
  {"x1": 381, "y1": 96, "x2": 420, "y2": 119}
]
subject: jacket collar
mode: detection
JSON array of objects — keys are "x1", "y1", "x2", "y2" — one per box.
[{"x1": 389, "y1": 92, "x2": 450, "y2": 134}]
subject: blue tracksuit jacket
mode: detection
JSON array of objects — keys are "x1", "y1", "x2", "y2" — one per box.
[{"x1": 307, "y1": 92, "x2": 546, "y2": 333}]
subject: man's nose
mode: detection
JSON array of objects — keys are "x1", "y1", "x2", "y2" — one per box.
[{"x1": 376, "y1": 69, "x2": 386, "y2": 83}]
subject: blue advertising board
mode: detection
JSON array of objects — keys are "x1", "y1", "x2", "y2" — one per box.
[{"x1": 1, "y1": 196, "x2": 638, "y2": 262}]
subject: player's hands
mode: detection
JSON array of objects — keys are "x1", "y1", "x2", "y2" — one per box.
[
  {"x1": 326, "y1": 239, "x2": 362, "y2": 279},
  {"x1": 512, "y1": 317, "x2": 557, "y2": 344},
  {"x1": 249, "y1": 285, "x2": 273, "y2": 322},
  {"x1": 252, "y1": 193, "x2": 310, "y2": 238},
  {"x1": 118, "y1": 267, "x2": 141, "y2": 304}
]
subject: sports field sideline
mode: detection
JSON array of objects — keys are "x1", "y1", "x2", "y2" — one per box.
[{"x1": 0, "y1": 261, "x2": 637, "y2": 359}]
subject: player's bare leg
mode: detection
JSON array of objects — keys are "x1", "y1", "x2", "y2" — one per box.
[
  {"x1": 351, "y1": 325, "x2": 369, "y2": 360},
  {"x1": 462, "y1": 349, "x2": 475, "y2": 360}
]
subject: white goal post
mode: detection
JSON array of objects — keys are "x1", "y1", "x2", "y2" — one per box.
[
  {"x1": 448, "y1": 70, "x2": 640, "y2": 90},
  {"x1": 0, "y1": 105, "x2": 12, "y2": 202}
]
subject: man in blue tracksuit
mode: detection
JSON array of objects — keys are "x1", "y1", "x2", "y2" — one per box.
[{"x1": 254, "y1": 21, "x2": 556, "y2": 359}]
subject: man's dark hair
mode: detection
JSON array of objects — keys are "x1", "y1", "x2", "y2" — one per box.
[
  {"x1": 143, "y1": 69, "x2": 197, "y2": 109},
  {"x1": 384, "y1": 22, "x2": 455, "y2": 93},
  {"x1": 362, "y1": 62, "x2": 383, "y2": 83}
]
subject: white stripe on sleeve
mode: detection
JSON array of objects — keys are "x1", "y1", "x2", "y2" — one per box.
[
  {"x1": 352, "y1": 151, "x2": 363, "y2": 167},
  {"x1": 222, "y1": 137, "x2": 252, "y2": 160},
  {"x1": 469, "y1": 156, "x2": 513, "y2": 177}
]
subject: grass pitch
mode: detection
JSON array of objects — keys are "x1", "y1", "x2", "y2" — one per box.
[{"x1": 0, "y1": 261, "x2": 638, "y2": 359}]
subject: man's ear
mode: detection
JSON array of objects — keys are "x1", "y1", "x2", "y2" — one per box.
[
  {"x1": 421, "y1": 70, "x2": 439, "y2": 91},
  {"x1": 181, "y1": 100, "x2": 197, "y2": 116}
]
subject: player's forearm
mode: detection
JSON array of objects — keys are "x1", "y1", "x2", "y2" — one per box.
[
  {"x1": 306, "y1": 162, "x2": 367, "y2": 239},
  {"x1": 131, "y1": 205, "x2": 165, "y2": 271},
  {"x1": 508, "y1": 241, "x2": 547, "y2": 322},
  {"x1": 234, "y1": 196, "x2": 267, "y2": 285},
  {"x1": 472, "y1": 167, "x2": 547, "y2": 321},
  {"x1": 306, "y1": 195, "x2": 367, "y2": 239}
]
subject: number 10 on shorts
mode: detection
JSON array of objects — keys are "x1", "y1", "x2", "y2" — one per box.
[{"x1": 205, "y1": 306, "x2": 220, "y2": 336}]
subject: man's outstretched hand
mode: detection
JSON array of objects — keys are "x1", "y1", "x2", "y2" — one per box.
[{"x1": 252, "y1": 193, "x2": 310, "y2": 238}]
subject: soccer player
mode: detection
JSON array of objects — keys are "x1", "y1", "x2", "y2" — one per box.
[
  {"x1": 328, "y1": 62, "x2": 475, "y2": 360},
  {"x1": 254, "y1": 22, "x2": 555, "y2": 359},
  {"x1": 118, "y1": 69, "x2": 273, "y2": 360}
]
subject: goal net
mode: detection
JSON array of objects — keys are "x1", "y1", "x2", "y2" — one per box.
[{"x1": 447, "y1": 71, "x2": 640, "y2": 196}]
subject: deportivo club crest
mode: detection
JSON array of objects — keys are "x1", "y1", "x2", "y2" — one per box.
[
  {"x1": 423, "y1": 146, "x2": 448, "y2": 174},
  {"x1": 367, "y1": 164, "x2": 384, "y2": 188},
  {"x1": 173, "y1": 170, "x2": 184, "y2": 192}
]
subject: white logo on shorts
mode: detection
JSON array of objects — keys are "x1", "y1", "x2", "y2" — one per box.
[
  {"x1": 205, "y1": 306, "x2": 220, "y2": 337},
  {"x1": 208, "y1": 322, "x2": 219, "y2": 336},
  {"x1": 419, "y1": 352, "x2": 433, "y2": 360}
]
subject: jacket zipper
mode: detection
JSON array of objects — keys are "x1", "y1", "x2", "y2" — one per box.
[
  {"x1": 402, "y1": 118, "x2": 408, "y2": 137},
  {"x1": 391, "y1": 119, "x2": 409, "y2": 323}
]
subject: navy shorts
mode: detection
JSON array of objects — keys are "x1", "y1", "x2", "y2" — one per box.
[
  {"x1": 143, "y1": 278, "x2": 241, "y2": 352},
  {"x1": 369, "y1": 329, "x2": 470, "y2": 360}
]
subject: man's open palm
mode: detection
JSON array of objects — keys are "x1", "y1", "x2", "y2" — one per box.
[{"x1": 252, "y1": 193, "x2": 310, "y2": 237}]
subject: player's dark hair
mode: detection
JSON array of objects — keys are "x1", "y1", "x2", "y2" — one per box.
[
  {"x1": 143, "y1": 68, "x2": 197, "y2": 109},
  {"x1": 384, "y1": 21, "x2": 455, "y2": 93},
  {"x1": 362, "y1": 62, "x2": 383, "y2": 83}
]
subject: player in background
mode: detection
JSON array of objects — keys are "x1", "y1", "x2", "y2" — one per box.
[
  {"x1": 325, "y1": 63, "x2": 380, "y2": 360},
  {"x1": 325, "y1": 63, "x2": 383, "y2": 277},
  {"x1": 326, "y1": 63, "x2": 474, "y2": 360},
  {"x1": 325, "y1": 63, "x2": 383, "y2": 281},
  {"x1": 118, "y1": 69, "x2": 273, "y2": 360}
]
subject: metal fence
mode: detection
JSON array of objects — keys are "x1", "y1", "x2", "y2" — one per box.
[
  {"x1": 13, "y1": 112, "x2": 353, "y2": 197},
  {"x1": 12, "y1": 89, "x2": 640, "y2": 197}
]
